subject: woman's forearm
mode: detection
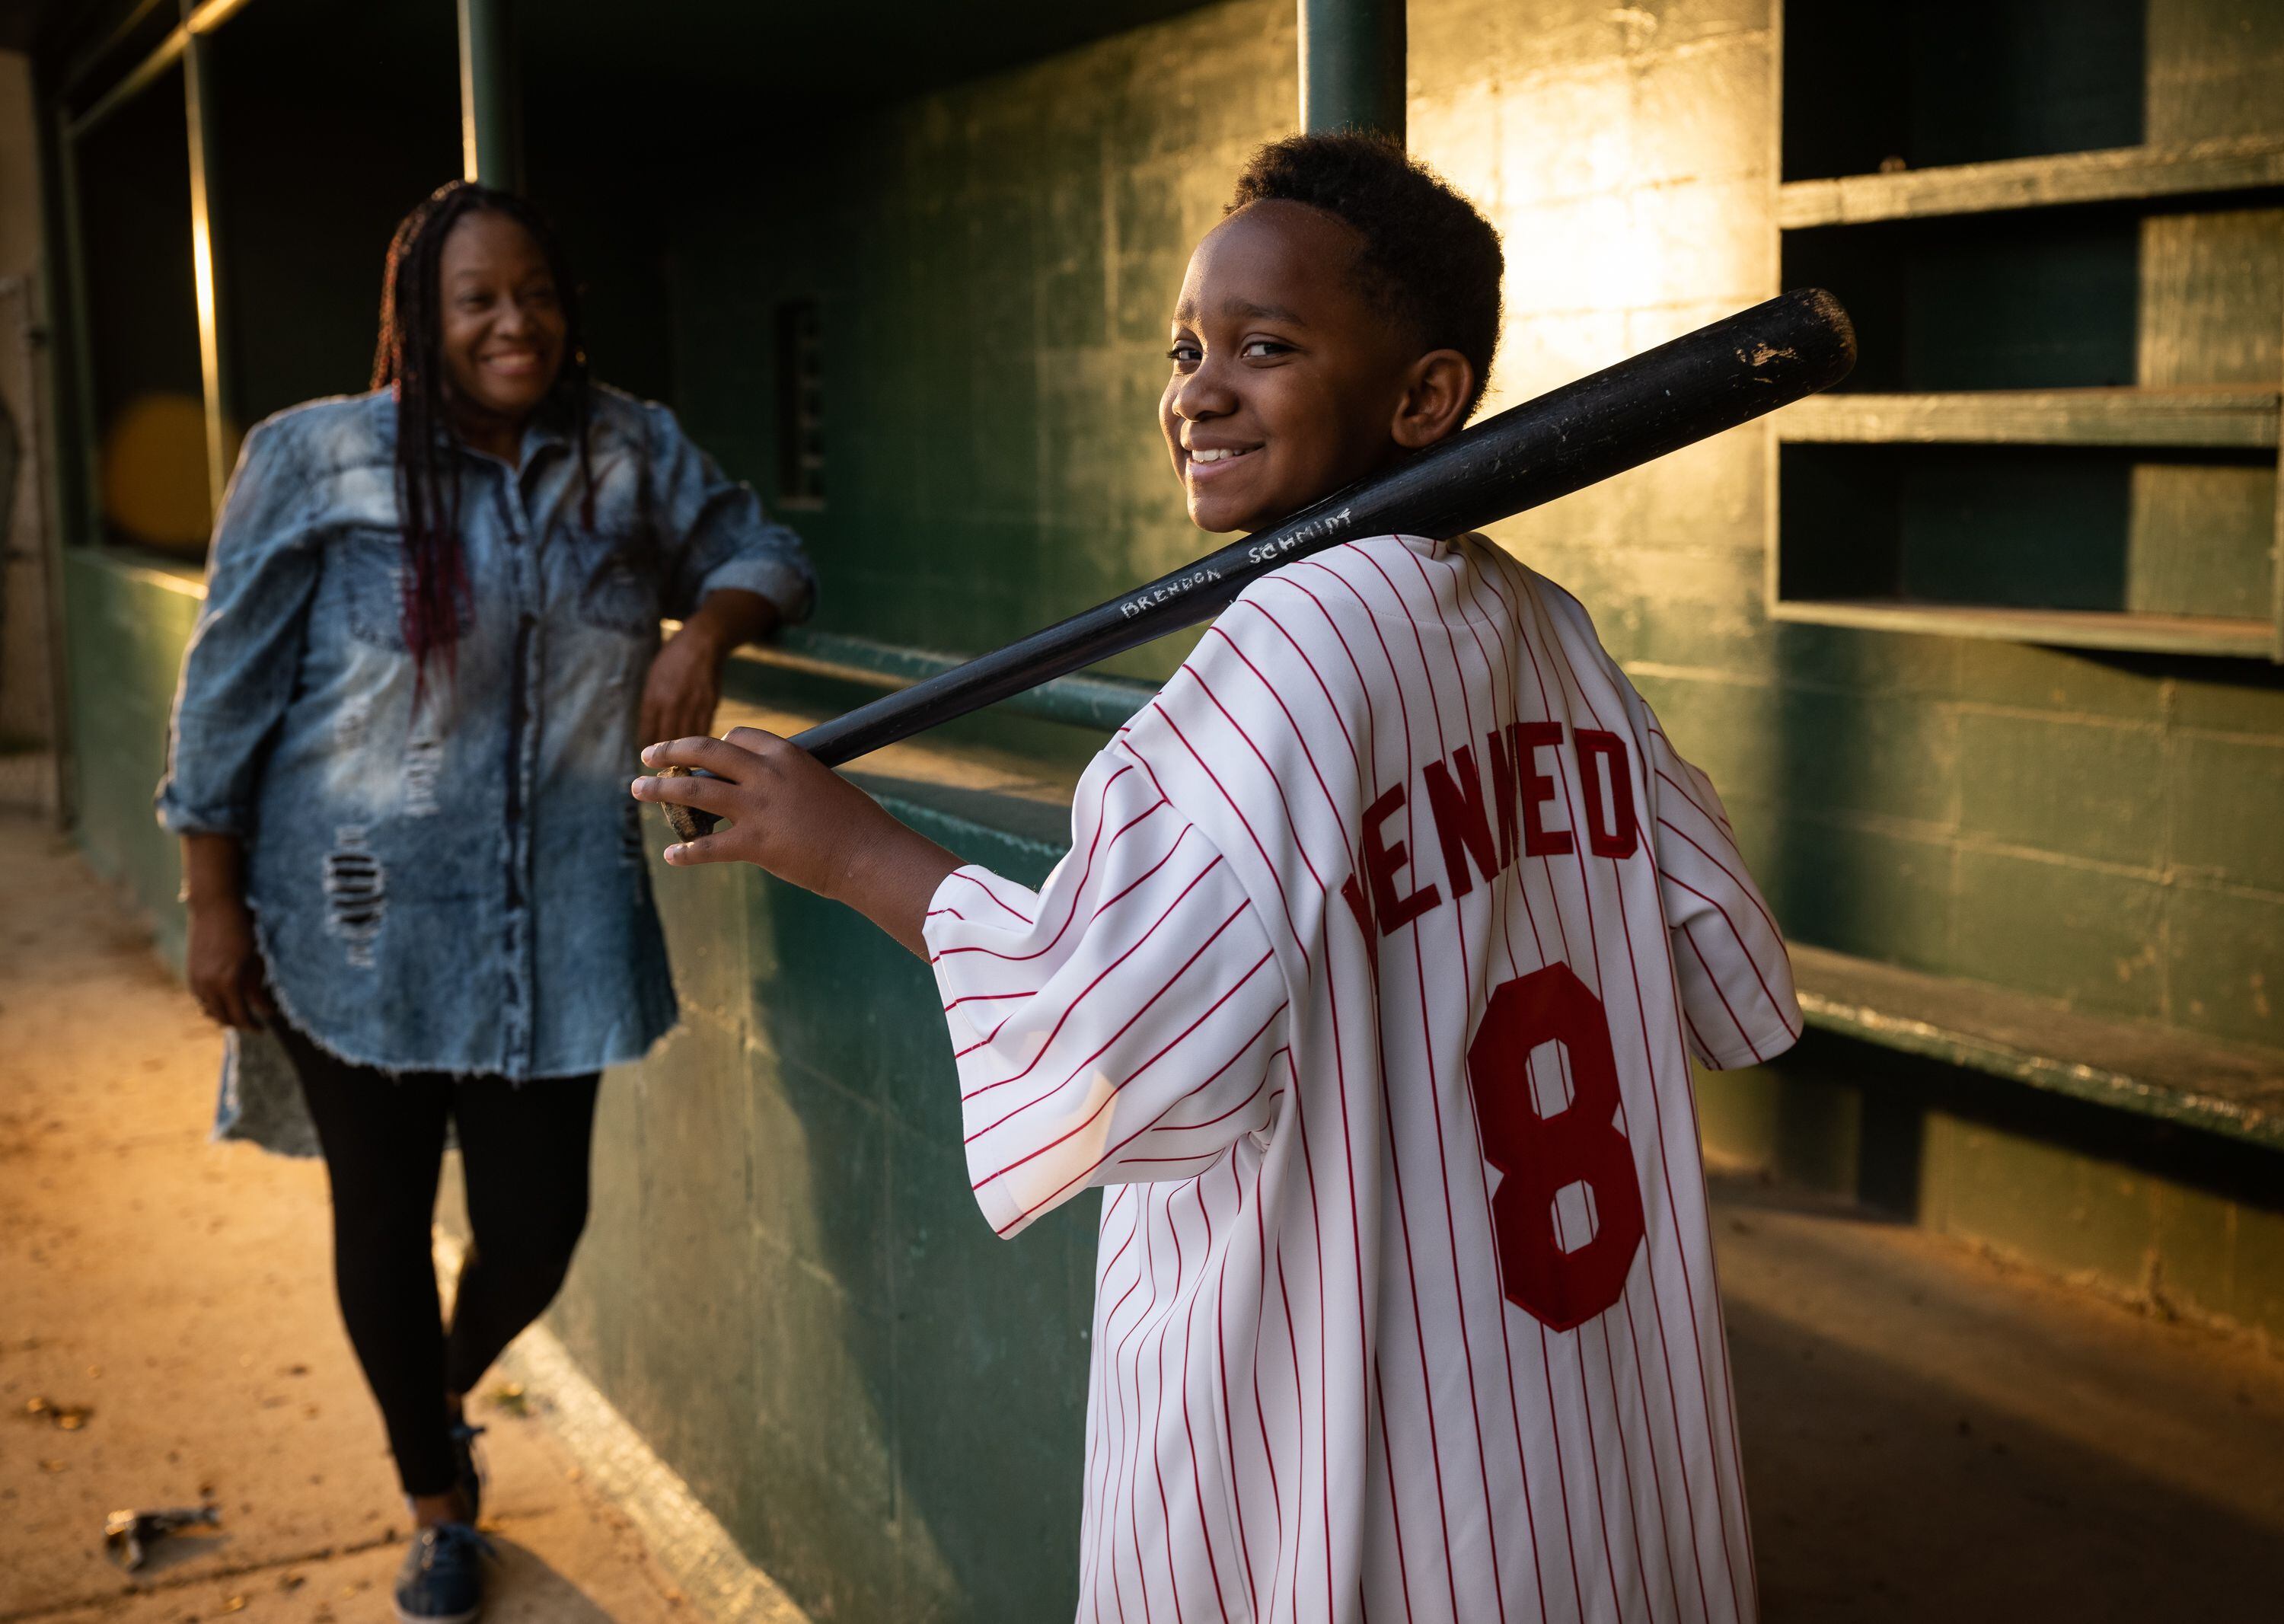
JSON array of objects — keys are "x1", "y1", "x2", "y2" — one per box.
[
  {"x1": 183, "y1": 832, "x2": 248, "y2": 911},
  {"x1": 679, "y1": 588, "x2": 780, "y2": 659}
]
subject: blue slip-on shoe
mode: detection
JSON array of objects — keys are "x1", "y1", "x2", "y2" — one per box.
[
  {"x1": 448, "y1": 1421, "x2": 488, "y2": 1524},
  {"x1": 393, "y1": 1521, "x2": 493, "y2": 1624}
]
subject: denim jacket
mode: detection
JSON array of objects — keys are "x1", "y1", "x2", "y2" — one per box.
[{"x1": 158, "y1": 384, "x2": 814, "y2": 1110}]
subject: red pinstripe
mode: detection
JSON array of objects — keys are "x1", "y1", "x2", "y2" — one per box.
[
  {"x1": 1212, "y1": 1158, "x2": 1265, "y2": 1618},
  {"x1": 1215, "y1": 589, "x2": 1370, "y2": 1617},
  {"x1": 935, "y1": 784, "x2": 1163, "y2": 968},
  {"x1": 959, "y1": 858, "x2": 1228, "y2": 1104},
  {"x1": 1450, "y1": 551, "x2": 1600, "y2": 1624},
  {"x1": 1664, "y1": 882, "x2": 1799, "y2": 1049},
  {"x1": 1654, "y1": 816, "x2": 1785, "y2": 949},
  {"x1": 945, "y1": 868, "x2": 1038, "y2": 924},
  {"x1": 989, "y1": 998, "x2": 1286, "y2": 1226},
  {"x1": 1179, "y1": 1177, "x2": 1236, "y2": 1624},
  {"x1": 1149, "y1": 1179, "x2": 1196, "y2": 1624},
  {"x1": 1482, "y1": 547, "x2": 1722, "y2": 1623},
  {"x1": 966, "y1": 901, "x2": 1256, "y2": 1144},
  {"x1": 1513, "y1": 560, "x2": 1748, "y2": 1620},
  {"x1": 943, "y1": 988, "x2": 1037, "y2": 1012},
  {"x1": 1677, "y1": 924, "x2": 1769, "y2": 1064},
  {"x1": 1362, "y1": 542, "x2": 1527, "y2": 1624},
  {"x1": 1297, "y1": 557, "x2": 1476, "y2": 1619},
  {"x1": 1152, "y1": 704, "x2": 1313, "y2": 973},
  {"x1": 1424, "y1": 542, "x2": 1618, "y2": 1624}
]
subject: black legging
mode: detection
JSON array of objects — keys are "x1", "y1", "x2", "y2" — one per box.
[{"x1": 277, "y1": 1023, "x2": 601, "y2": 1498}]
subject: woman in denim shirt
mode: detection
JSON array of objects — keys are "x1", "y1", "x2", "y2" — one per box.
[{"x1": 157, "y1": 182, "x2": 813, "y2": 1619}]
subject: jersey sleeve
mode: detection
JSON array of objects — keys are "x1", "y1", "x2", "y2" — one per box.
[
  {"x1": 1645, "y1": 724, "x2": 1803, "y2": 1070},
  {"x1": 923, "y1": 745, "x2": 1294, "y2": 1240}
]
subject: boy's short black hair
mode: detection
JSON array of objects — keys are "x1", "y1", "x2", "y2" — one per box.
[{"x1": 1230, "y1": 132, "x2": 1504, "y2": 418}]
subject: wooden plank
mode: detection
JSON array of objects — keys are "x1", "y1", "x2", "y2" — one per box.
[
  {"x1": 1789, "y1": 945, "x2": 2284, "y2": 1150},
  {"x1": 1778, "y1": 135, "x2": 2284, "y2": 229},
  {"x1": 1778, "y1": 388, "x2": 2281, "y2": 448},
  {"x1": 1766, "y1": 598, "x2": 2274, "y2": 659}
]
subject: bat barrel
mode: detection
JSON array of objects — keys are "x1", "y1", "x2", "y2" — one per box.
[{"x1": 793, "y1": 288, "x2": 1854, "y2": 769}]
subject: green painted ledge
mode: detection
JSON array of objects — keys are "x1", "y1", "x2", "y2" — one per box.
[
  {"x1": 64, "y1": 547, "x2": 2284, "y2": 1154},
  {"x1": 718, "y1": 626, "x2": 1159, "y2": 734},
  {"x1": 1791, "y1": 944, "x2": 2284, "y2": 1150}
]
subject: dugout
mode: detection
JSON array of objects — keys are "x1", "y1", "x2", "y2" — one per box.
[{"x1": 9, "y1": 2, "x2": 2284, "y2": 1619}]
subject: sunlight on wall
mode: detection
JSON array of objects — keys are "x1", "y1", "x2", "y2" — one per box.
[{"x1": 1411, "y1": 2, "x2": 1775, "y2": 419}]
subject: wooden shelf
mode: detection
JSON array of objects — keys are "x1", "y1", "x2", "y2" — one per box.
[
  {"x1": 1767, "y1": 599, "x2": 2276, "y2": 660},
  {"x1": 1790, "y1": 946, "x2": 2284, "y2": 1150},
  {"x1": 1778, "y1": 388, "x2": 2282, "y2": 449},
  {"x1": 1778, "y1": 134, "x2": 2284, "y2": 229}
]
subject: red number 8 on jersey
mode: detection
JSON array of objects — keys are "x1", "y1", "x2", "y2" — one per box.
[{"x1": 1468, "y1": 964, "x2": 1647, "y2": 1332}]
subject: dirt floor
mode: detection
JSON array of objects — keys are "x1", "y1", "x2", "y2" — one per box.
[
  {"x1": 0, "y1": 819, "x2": 691, "y2": 1624},
  {"x1": 4, "y1": 811, "x2": 2282, "y2": 1623}
]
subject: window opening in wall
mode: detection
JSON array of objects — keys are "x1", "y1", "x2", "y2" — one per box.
[
  {"x1": 1770, "y1": 0, "x2": 2284, "y2": 662},
  {"x1": 776, "y1": 299, "x2": 825, "y2": 508},
  {"x1": 210, "y1": 0, "x2": 461, "y2": 429},
  {"x1": 75, "y1": 65, "x2": 207, "y2": 557}
]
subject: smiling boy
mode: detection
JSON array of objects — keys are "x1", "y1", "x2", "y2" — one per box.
[{"x1": 636, "y1": 134, "x2": 1798, "y2": 1624}]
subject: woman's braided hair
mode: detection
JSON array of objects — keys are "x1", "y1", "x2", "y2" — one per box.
[{"x1": 371, "y1": 180, "x2": 595, "y2": 684}]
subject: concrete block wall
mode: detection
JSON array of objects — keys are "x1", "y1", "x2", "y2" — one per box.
[
  {"x1": 664, "y1": 0, "x2": 1297, "y2": 681},
  {"x1": 550, "y1": 786, "x2": 1104, "y2": 1623},
  {"x1": 1399, "y1": 0, "x2": 2284, "y2": 1053}
]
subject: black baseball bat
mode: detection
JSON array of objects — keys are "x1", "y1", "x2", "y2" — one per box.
[{"x1": 790, "y1": 288, "x2": 1854, "y2": 770}]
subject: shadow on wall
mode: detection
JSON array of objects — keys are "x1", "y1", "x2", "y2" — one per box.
[{"x1": 550, "y1": 796, "x2": 1099, "y2": 1624}]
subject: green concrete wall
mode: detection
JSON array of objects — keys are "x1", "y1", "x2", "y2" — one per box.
[
  {"x1": 661, "y1": 0, "x2": 1297, "y2": 682},
  {"x1": 60, "y1": 552, "x2": 203, "y2": 968},
  {"x1": 552, "y1": 787, "x2": 1102, "y2": 1622},
  {"x1": 661, "y1": 0, "x2": 2284, "y2": 1055}
]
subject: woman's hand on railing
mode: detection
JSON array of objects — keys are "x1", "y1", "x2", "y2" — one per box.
[
  {"x1": 640, "y1": 627, "x2": 726, "y2": 745},
  {"x1": 640, "y1": 588, "x2": 782, "y2": 744}
]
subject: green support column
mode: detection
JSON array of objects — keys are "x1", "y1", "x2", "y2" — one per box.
[
  {"x1": 181, "y1": 24, "x2": 234, "y2": 514},
  {"x1": 458, "y1": 0, "x2": 522, "y2": 188},
  {"x1": 1298, "y1": 0, "x2": 1406, "y2": 142},
  {"x1": 52, "y1": 116, "x2": 100, "y2": 544}
]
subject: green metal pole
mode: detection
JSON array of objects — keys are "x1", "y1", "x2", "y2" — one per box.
[
  {"x1": 457, "y1": 0, "x2": 521, "y2": 188},
  {"x1": 1298, "y1": 0, "x2": 1406, "y2": 142},
  {"x1": 52, "y1": 113, "x2": 100, "y2": 546},
  {"x1": 182, "y1": 26, "x2": 234, "y2": 515}
]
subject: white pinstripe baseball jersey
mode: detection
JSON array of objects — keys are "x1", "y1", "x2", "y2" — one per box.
[{"x1": 924, "y1": 532, "x2": 1801, "y2": 1624}]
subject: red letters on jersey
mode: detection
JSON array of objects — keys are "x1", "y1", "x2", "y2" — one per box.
[{"x1": 1341, "y1": 719, "x2": 1639, "y2": 951}]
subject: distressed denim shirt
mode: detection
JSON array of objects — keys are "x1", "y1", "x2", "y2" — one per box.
[{"x1": 158, "y1": 384, "x2": 815, "y2": 1099}]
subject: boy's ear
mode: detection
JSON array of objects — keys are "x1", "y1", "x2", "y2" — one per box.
[{"x1": 1389, "y1": 349, "x2": 1476, "y2": 450}]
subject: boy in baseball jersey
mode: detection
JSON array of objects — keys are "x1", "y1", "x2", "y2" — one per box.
[{"x1": 635, "y1": 133, "x2": 1800, "y2": 1624}]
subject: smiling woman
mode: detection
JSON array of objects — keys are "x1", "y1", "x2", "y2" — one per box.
[{"x1": 152, "y1": 180, "x2": 816, "y2": 1624}]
